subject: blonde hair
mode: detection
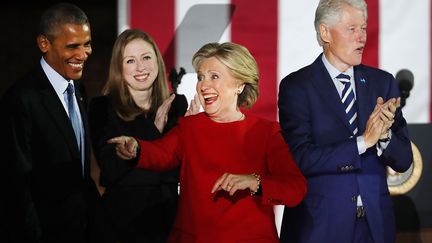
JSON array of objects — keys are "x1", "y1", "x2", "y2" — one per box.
[
  {"x1": 102, "y1": 29, "x2": 169, "y2": 121},
  {"x1": 192, "y1": 42, "x2": 259, "y2": 108}
]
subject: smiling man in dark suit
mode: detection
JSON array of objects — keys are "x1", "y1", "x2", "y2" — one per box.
[
  {"x1": 278, "y1": 0, "x2": 413, "y2": 242},
  {"x1": 0, "y1": 3, "x2": 100, "y2": 243}
]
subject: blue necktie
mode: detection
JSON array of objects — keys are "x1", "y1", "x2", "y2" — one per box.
[
  {"x1": 337, "y1": 73, "x2": 358, "y2": 135},
  {"x1": 66, "y1": 83, "x2": 82, "y2": 151}
]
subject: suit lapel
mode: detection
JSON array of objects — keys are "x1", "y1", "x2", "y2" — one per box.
[
  {"x1": 353, "y1": 65, "x2": 371, "y2": 135},
  {"x1": 36, "y1": 68, "x2": 81, "y2": 157},
  {"x1": 310, "y1": 56, "x2": 352, "y2": 132}
]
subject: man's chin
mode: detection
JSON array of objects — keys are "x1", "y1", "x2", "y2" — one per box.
[
  {"x1": 350, "y1": 58, "x2": 362, "y2": 66},
  {"x1": 68, "y1": 72, "x2": 83, "y2": 80}
]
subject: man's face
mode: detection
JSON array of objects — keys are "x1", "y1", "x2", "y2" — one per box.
[
  {"x1": 39, "y1": 23, "x2": 92, "y2": 80},
  {"x1": 321, "y1": 4, "x2": 367, "y2": 72}
]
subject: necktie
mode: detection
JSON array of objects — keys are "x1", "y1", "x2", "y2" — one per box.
[
  {"x1": 336, "y1": 73, "x2": 358, "y2": 135},
  {"x1": 66, "y1": 83, "x2": 82, "y2": 151}
]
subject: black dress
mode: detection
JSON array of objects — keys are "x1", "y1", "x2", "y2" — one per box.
[{"x1": 88, "y1": 94, "x2": 187, "y2": 243}]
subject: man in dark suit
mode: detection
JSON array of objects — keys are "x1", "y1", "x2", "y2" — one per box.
[
  {"x1": 278, "y1": 0, "x2": 413, "y2": 242},
  {"x1": 0, "y1": 3, "x2": 100, "y2": 243}
]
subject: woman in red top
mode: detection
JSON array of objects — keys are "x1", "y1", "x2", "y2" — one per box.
[{"x1": 109, "y1": 42, "x2": 306, "y2": 243}]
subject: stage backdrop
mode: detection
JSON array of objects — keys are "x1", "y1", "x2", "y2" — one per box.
[{"x1": 118, "y1": 0, "x2": 431, "y2": 124}]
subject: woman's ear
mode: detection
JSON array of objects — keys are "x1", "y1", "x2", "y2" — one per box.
[{"x1": 237, "y1": 83, "x2": 246, "y2": 94}]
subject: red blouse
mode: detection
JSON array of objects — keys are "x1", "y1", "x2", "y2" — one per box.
[{"x1": 137, "y1": 112, "x2": 306, "y2": 243}]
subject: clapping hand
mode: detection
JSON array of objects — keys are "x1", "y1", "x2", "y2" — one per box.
[
  {"x1": 185, "y1": 94, "x2": 201, "y2": 117},
  {"x1": 363, "y1": 102, "x2": 385, "y2": 148},
  {"x1": 363, "y1": 97, "x2": 401, "y2": 147},
  {"x1": 154, "y1": 94, "x2": 176, "y2": 133},
  {"x1": 377, "y1": 97, "x2": 400, "y2": 139}
]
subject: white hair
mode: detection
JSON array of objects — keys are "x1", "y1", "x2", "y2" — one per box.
[{"x1": 314, "y1": 0, "x2": 367, "y2": 46}]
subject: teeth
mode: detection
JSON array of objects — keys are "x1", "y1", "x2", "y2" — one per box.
[
  {"x1": 203, "y1": 94, "x2": 217, "y2": 100},
  {"x1": 69, "y1": 63, "x2": 83, "y2": 68},
  {"x1": 135, "y1": 74, "x2": 149, "y2": 80}
]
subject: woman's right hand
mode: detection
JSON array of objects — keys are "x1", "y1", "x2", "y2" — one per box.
[
  {"x1": 154, "y1": 94, "x2": 176, "y2": 133},
  {"x1": 107, "y1": 136, "x2": 139, "y2": 160},
  {"x1": 185, "y1": 94, "x2": 201, "y2": 116}
]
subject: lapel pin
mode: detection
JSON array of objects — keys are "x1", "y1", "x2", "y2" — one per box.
[{"x1": 360, "y1": 78, "x2": 366, "y2": 83}]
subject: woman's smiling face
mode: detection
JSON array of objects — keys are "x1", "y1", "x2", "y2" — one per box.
[
  {"x1": 196, "y1": 57, "x2": 242, "y2": 121},
  {"x1": 122, "y1": 38, "x2": 158, "y2": 92}
]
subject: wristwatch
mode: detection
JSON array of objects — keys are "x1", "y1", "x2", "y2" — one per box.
[{"x1": 379, "y1": 131, "x2": 391, "y2": 143}]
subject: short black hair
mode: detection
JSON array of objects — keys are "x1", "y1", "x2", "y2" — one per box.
[{"x1": 39, "y1": 2, "x2": 89, "y2": 41}]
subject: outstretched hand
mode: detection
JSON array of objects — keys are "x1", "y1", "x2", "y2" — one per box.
[{"x1": 107, "y1": 136, "x2": 139, "y2": 160}]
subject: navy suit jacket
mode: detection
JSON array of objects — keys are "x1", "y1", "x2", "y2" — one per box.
[{"x1": 278, "y1": 54, "x2": 413, "y2": 243}]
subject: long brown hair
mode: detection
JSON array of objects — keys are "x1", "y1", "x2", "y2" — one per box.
[{"x1": 103, "y1": 29, "x2": 169, "y2": 121}]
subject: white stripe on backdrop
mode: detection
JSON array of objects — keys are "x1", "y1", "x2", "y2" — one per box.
[
  {"x1": 379, "y1": 0, "x2": 430, "y2": 124},
  {"x1": 119, "y1": 0, "x2": 431, "y2": 235},
  {"x1": 176, "y1": 0, "x2": 232, "y2": 103}
]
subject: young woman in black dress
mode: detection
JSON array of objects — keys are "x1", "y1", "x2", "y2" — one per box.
[{"x1": 88, "y1": 29, "x2": 196, "y2": 243}]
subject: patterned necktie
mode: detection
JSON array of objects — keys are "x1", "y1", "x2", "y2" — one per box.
[
  {"x1": 337, "y1": 73, "x2": 358, "y2": 135},
  {"x1": 66, "y1": 83, "x2": 82, "y2": 150}
]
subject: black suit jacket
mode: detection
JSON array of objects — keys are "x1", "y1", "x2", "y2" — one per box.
[{"x1": 0, "y1": 64, "x2": 98, "y2": 243}]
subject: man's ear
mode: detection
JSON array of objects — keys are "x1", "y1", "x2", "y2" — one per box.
[
  {"x1": 319, "y1": 24, "x2": 331, "y2": 44},
  {"x1": 37, "y1": 35, "x2": 49, "y2": 54}
]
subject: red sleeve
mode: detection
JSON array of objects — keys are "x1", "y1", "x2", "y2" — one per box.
[
  {"x1": 260, "y1": 122, "x2": 307, "y2": 207},
  {"x1": 136, "y1": 121, "x2": 183, "y2": 171}
]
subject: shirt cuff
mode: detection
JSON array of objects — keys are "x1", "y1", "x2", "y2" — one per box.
[{"x1": 356, "y1": 136, "x2": 366, "y2": 155}]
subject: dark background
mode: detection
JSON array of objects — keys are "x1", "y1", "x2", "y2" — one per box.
[
  {"x1": 394, "y1": 124, "x2": 432, "y2": 242},
  {"x1": 0, "y1": 1, "x2": 117, "y2": 101}
]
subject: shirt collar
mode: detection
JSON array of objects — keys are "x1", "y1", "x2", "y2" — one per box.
[
  {"x1": 321, "y1": 54, "x2": 354, "y2": 80},
  {"x1": 40, "y1": 57, "x2": 74, "y2": 95}
]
